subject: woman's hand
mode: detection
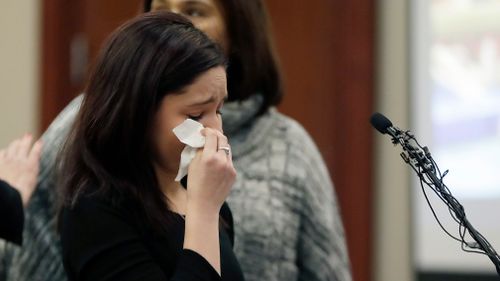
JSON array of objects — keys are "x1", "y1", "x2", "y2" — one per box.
[
  {"x1": 0, "y1": 134, "x2": 43, "y2": 206},
  {"x1": 183, "y1": 128, "x2": 235, "y2": 275},
  {"x1": 186, "y1": 128, "x2": 236, "y2": 216}
]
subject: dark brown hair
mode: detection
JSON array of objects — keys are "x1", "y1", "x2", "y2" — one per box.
[
  {"x1": 144, "y1": 0, "x2": 283, "y2": 114},
  {"x1": 60, "y1": 11, "x2": 225, "y2": 234}
]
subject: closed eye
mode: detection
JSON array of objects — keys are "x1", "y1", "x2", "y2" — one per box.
[{"x1": 188, "y1": 114, "x2": 202, "y2": 121}]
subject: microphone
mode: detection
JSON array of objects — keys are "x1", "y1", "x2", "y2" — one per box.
[
  {"x1": 369, "y1": 112, "x2": 500, "y2": 275},
  {"x1": 370, "y1": 112, "x2": 402, "y2": 139},
  {"x1": 370, "y1": 112, "x2": 427, "y2": 166}
]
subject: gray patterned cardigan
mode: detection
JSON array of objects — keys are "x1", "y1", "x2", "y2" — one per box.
[{"x1": 0, "y1": 94, "x2": 351, "y2": 281}]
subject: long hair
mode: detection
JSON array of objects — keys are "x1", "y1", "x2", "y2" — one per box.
[
  {"x1": 59, "y1": 11, "x2": 225, "y2": 234},
  {"x1": 144, "y1": 0, "x2": 283, "y2": 114}
]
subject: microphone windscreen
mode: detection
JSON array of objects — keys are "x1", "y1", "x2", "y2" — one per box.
[{"x1": 370, "y1": 112, "x2": 393, "y2": 135}]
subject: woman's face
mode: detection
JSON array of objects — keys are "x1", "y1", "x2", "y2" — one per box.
[
  {"x1": 150, "y1": 0, "x2": 229, "y2": 53},
  {"x1": 152, "y1": 66, "x2": 227, "y2": 178}
]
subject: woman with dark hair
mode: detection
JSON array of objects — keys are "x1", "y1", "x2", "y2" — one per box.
[{"x1": 58, "y1": 12, "x2": 244, "y2": 281}]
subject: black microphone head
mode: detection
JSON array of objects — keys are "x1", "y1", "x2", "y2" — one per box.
[{"x1": 370, "y1": 112, "x2": 393, "y2": 135}]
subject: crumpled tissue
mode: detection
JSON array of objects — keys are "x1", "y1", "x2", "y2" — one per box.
[{"x1": 172, "y1": 119, "x2": 205, "y2": 181}]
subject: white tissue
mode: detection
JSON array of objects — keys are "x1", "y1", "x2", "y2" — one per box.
[{"x1": 172, "y1": 119, "x2": 206, "y2": 181}]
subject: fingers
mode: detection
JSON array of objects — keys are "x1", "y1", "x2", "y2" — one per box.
[
  {"x1": 28, "y1": 139, "x2": 43, "y2": 164},
  {"x1": 216, "y1": 134, "x2": 230, "y2": 158},
  {"x1": 202, "y1": 128, "x2": 219, "y2": 156},
  {"x1": 5, "y1": 138, "x2": 21, "y2": 158},
  {"x1": 201, "y1": 128, "x2": 231, "y2": 160},
  {"x1": 0, "y1": 134, "x2": 42, "y2": 206},
  {"x1": 1, "y1": 134, "x2": 41, "y2": 162},
  {"x1": 186, "y1": 127, "x2": 236, "y2": 213},
  {"x1": 18, "y1": 134, "x2": 34, "y2": 157}
]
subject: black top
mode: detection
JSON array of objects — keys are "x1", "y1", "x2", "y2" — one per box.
[
  {"x1": 59, "y1": 191, "x2": 244, "y2": 281},
  {"x1": 0, "y1": 179, "x2": 24, "y2": 245}
]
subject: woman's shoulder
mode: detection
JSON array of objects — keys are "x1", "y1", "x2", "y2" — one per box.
[
  {"x1": 41, "y1": 95, "x2": 83, "y2": 150},
  {"x1": 61, "y1": 185, "x2": 137, "y2": 231},
  {"x1": 59, "y1": 188, "x2": 145, "y2": 256},
  {"x1": 268, "y1": 109, "x2": 314, "y2": 139},
  {"x1": 38, "y1": 95, "x2": 84, "y2": 196},
  {"x1": 61, "y1": 192, "x2": 123, "y2": 228},
  {"x1": 235, "y1": 109, "x2": 332, "y2": 186},
  {"x1": 252, "y1": 109, "x2": 322, "y2": 158},
  {"x1": 232, "y1": 108, "x2": 315, "y2": 149}
]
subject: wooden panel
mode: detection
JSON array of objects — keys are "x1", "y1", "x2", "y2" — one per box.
[
  {"x1": 330, "y1": 2, "x2": 375, "y2": 281},
  {"x1": 265, "y1": 1, "x2": 375, "y2": 281},
  {"x1": 41, "y1": 0, "x2": 84, "y2": 130},
  {"x1": 41, "y1": 0, "x2": 142, "y2": 131},
  {"x1": 83, "y1": 1, "x2": 143, "y2": 68}
]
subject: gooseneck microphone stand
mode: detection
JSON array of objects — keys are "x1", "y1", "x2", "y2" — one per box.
[{"x1": 370, "y1": 112, "x2": 500, "y2": 276}]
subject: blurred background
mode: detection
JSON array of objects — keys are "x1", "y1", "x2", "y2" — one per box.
[{"x1": 1, "y1": 0, "x2": 500, "y2": 280}]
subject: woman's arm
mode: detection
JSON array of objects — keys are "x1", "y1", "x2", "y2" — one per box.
[
  {"x1": 289, "y1": 125, "x2": 352, "y2": 281},
  {"x1": 0, "y1": 179, "x2": 24, "y2": 244},
  {"x1": 0, "y1": 135, "x2": 43, "y2": 244},
  {"x1": 297, "y1": 175, "x2": 352, "y2": 281},
  {"x1": 183, "y1": 128, "x2": 237, "y2": 275}
]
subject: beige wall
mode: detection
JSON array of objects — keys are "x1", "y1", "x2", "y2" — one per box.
[
  {"x1": 374, "y1": 0, "x2": 413, "y2": 281},
  {"x1": 0, "y1": 1, "x2": 40, "y2": 147}
]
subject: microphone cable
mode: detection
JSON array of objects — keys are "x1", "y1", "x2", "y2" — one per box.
[{"x1": 371, "y1": 112, "x2": 500, "y2": 276}]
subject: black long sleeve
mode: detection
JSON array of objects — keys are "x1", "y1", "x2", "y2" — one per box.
[
  {"x1": 0, "y1": 179, "x2": 24, "y2": 245},
  {"x1": 59, "y1": 195, "x2": 244, "y2": 281}
]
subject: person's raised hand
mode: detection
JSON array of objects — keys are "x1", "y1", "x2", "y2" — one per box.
[
  {"x1": 0, "y1": 134, "x2": 43, "y2": 206},
  {"x1": 186, "y1": 128, "x2": 236, "y2": 216}
]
